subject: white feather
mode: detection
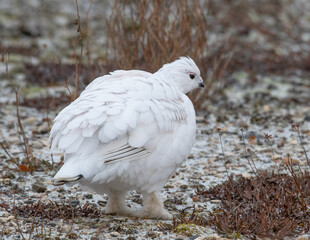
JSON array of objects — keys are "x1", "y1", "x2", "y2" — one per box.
[{"x1": 51, "y1": 56, "x2": 200, "y2": 201}]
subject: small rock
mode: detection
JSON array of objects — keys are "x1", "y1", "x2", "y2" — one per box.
[
  {"x1": 90, "y1": 237, "x2": 100, "y2": 240},
  {"x1": 97, "y1": 200, "x2": 106, "y2": 206},
  {"x1": 0, "y1": 216, "x2": 15, "y2": 223},
  {"x1": 281, "y1": 157, "x2": 300, "y2": 165},
  {"x1": 214, "y1": 173, "x2": 225, "y2": 178},
  {"x1": 37, "y1": 122, "x2": 49, "y2": 134},
  {"x1": 304, "y1": 115, "x2": 310, "y2": 121},
  {"x1": 277, "y1": 138, "x2": 286, "y2": 148},
  {"x1": 263, "y1": 105, "x2": 271, "y2": 112},
  {"x1": 196, "y1": 116, "x2": 204, "y2": 123},
  {"x1": 110, "y1": 232, "x2": 121, "y2": 237},
  {"x1": 0, "y1": 178, "x2": 11, "y2": 185},
  {"x1": 242, "y1": 172, "x2": 251, "y2": 179},
  {"x1": 189, "y1": 235, "x2": 200, "y2": 240},
  {"x1": 204, "y1": 234, "x2": 220, "y2": 239},
  {"x1": 69, "y1": 200, "x2": 80, "y2": 207},
  {"x1": 238, "y1": 120, "x2": 248, "y2": 129},
  {"x1": 4, "y1": 172, "x2": 15, "y2": 179},
  {"x1": 210, "y1": 199, "x2": 221, "y2": 204},
  {"x1": 23, "y1": 117, "x2": 37, "y2": 126},
  {"x1": 192, "y1": 196, "x2": 201, "y2": 202},
  {"x1": 164, "y1": 183, "x2": 174, "y2": 189},
  {"x1": 32, "y1": 183, "x2": 47, "y2": 193},
  {"x1": 289, "y1": 139, "x2": 298, "y2": 145},
  {"x1": 180, "y1": 184, "x2": 188, "y2": 190},
  {"x1": 84, "y1": 193, "x2": 93, "y2": 199},
  {"x1": 188, "y1": 153, "x2": 194, "y2": 159},
  {"x1": 272, "y1": 154, "x2": 282, "y2": 161},
  {"x1": 216, "y1": 167, "x2": 226, "y2": 173}
]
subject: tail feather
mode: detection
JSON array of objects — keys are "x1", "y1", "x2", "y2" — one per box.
[{"x1": 53, "y1": 174, "x2": 83, "y2": 186}]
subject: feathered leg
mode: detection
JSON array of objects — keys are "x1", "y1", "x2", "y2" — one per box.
[
  {"x1": 105, "y1": 190, "x2": 133, "y2": 216},
  {"x1": 139, "y1": 191, "x2": 172, "y2": 219}
]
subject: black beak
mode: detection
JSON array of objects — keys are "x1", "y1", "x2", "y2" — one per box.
[{"x1": 199, "y1": 82, "x2": 204, "y2": 88}]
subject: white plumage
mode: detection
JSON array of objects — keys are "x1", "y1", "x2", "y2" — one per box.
[{"x1": 50, "y1": 57, "x2": 204, "y2": 219}]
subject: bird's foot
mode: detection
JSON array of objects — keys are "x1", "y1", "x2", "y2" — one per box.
[
  {"x1": 134, "y1": 208, "x2": 173, "y2": 220},
  {"x1": 104, "y1": 205, "x2": 134, "y2": 217}
]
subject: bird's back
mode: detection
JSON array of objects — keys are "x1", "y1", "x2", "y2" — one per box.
[{"x1": 51, "y1": 68, "x2": 196, "y2": 193}]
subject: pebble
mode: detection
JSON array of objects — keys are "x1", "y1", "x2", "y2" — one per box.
[
  {"x1": 204, "y1": 234, "x2": 220, "y2": 239},
  {"x1": 304, "y1": 115, "x2": 310, "y2": 121},
  {"x1": 238, "y1": 120, "x2": 248, "y2": 129},
  {"x1": 242, "y1": 172, "x2": 251, "y2": 179},
  {"x1": 263, "y1": 105, "x2": 271, "y2": 112},
  {"x1": 216, "y1": 167, "x2": 227, "y2": 173},
  {"x1": 0, "y1": 216, "x2": 15, "y2": 223},
  {"x1": 110, "y1": 231, "x2": 121, "y2": 237},
  {"x1": 281, "y1": 157, "x2": 300, "y2": 165},
  {"x1": 164, "y1": 183, "x2": 174, "y2": 189},
  {"x1": 214, "y1": 173, "x2": 225, "y2": 178},
  {"x1": 210, "y1": 199, "x2": 221, "y2": 204},
  {"x1": 32, "y1": 183, "x2": 47, "y2": 193},
  {"x1": 190, "y1": 196, "x2": 200, "y2": 202},
  {"x1": 84, "y1": 193, "x2": 93, "y2": 199},
  {"x1": 37, "y1": 122, "x2": 49, "y2": 134},
  {"x1": 272, "y1": 154, "x2": 282, "y2": 160},
  {"x1": 69, "y1": 200, "x2": 80, "y2": 207},
  {"x1": 289, "y1": 139, "x2": 298, "y2": 145},
  {"x1": 23, "y1": 117, "x2": 37, "y2": 126},
  {"x1": 97, "y1": 200, "x2": 106, "y2": 206},
  {"x1": 277, "y1": 138, "x2": 286, "y2": 148},
  {"x1": 189, "y1": 235, "x2": 200, "y2": 240},
  {"x1": 180, "y1": 184, "x2": 188, "y2": 190},
  {"x1": 0, "y1": 178, "x2": 11, "y2": 185}
]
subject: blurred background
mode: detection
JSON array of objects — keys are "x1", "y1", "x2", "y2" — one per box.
[{"x1": 0, "y1": 0, "x2": 310, "y2": 110}]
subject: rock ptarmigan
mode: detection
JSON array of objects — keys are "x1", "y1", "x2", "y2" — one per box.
[{"x1": 50, "y1": 57, "x2": 204, "y2": 219}]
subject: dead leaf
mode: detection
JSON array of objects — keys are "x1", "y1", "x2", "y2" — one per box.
[{"x1": 19, "y1": 164, "x2": 31, "y2": 172}]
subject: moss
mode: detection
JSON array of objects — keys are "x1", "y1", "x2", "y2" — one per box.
[
  {"x1": 174, "y1": 223, "x2": 201, "y2": 236},
  {"x1": 225, "y1": 232, "x2": 244, "y2": 239}
]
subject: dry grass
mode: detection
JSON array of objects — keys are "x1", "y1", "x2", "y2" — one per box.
[
  {"x1": 171, "y1": 126, "x2": 310, "y2": 239},
  {"x1": 196, "y1": 171, "x2": 310, "y2": 239},
  {"x1": 106, "y1": 0, "x2": 207, "y2": 72},
  {"x1": 105, "y1": 0, "x2": 221, "y2": 106}
]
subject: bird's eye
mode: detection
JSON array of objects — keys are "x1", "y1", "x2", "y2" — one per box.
[{"x1": 189, "y1": 73, "x2": 195, "y2": 79}]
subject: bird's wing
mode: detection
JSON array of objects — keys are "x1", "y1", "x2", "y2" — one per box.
[{"x1": 49, "y1": 70, "x2": 188, "y2": 164}]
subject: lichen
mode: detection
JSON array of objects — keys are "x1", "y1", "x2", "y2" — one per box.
[{"x1": 174, "y1": 223, "x2": 201, "y2": 236}]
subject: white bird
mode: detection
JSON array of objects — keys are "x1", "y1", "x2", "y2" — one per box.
[{"x1": 50, "y1": 57, "x2": 204, "y2": 219}]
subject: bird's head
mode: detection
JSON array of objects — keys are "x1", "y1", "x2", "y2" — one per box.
[{"x1": 155, "y1": 56, "x2": 204, "y2": 94}]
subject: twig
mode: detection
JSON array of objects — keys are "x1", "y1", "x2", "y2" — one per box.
[
  {"x1": 5, "y1": 53, "x2": 37, "y2": 170},
  {"x1": 85, "y1": 0, "x2": 93, "y2": 78},
  {"x1": 284, "y1": 154, "x2": 307, "y2": 211},
  {"x1": 247, "y1": 148, "x2": 258, "y2": 173},
  {"x1": 12, "y1": 196, "x2": 26, "y2": 240},
  {"x1": 217, "y1": 128, "x2": 229, "y2": 178},
  {"x1": 63, "y1": 207, "x2": 75, "y2": 239},
  {"x1": 240, "y1": 128, "x2": 256, "y2": 173},
  {"x1": 28, "y1": 197, "x2": 44, "y2": 239},
  {"x1": 72, "y1": 0, "x2": 84, "y2": 101},
  {"x1": 0, "y1": 141, "x2": 19, "y2": 167},
  {"x1": 292, "y1": 123, "x2": 309, "y2": 166},
  {"x1": 264, "y1": 132, "x2": 279, "y2": 171}
]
